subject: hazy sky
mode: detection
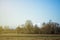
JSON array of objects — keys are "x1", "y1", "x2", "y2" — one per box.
[{"x1": 0, "y1": 0, "x2": 60, "y2": 28}]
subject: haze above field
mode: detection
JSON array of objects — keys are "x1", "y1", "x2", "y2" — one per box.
[{"x1": 0, "y1": 0, "x2": 60, "y2": 28}]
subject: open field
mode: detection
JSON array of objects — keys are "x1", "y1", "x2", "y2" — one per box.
[{"x1": 0, "y1": 34, "x2": 60, "y2": 40}]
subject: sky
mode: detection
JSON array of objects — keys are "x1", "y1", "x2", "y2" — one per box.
[{"x1": 0, "y1": 0, "x2": 60, "y2": 28}]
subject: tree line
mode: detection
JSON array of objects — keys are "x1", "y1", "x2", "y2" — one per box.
[{"x1": 0, "y1": 20, "x2": 60, "y2": 34}]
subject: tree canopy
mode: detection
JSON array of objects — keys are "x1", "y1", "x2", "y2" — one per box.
[{"x1": 0, "y1": 20, "x2": 60, "y2": 34}]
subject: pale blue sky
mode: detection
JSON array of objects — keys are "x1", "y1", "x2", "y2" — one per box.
[{"x1": 0, "y1": 0, "x2": 60, "y2": 28}]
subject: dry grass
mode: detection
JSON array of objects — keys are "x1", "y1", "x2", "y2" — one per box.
[{"x1": 0, "y1": 34, "x2": 60, "y2": 40}]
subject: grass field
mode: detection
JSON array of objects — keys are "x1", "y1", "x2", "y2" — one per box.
[{"x1": 0, "y1": 34, "x2": 60, "y2": 40}]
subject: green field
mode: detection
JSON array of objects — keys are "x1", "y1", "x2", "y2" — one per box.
[{"x1": 0, "y1": 34, "x2": 60, "y2": 40}]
